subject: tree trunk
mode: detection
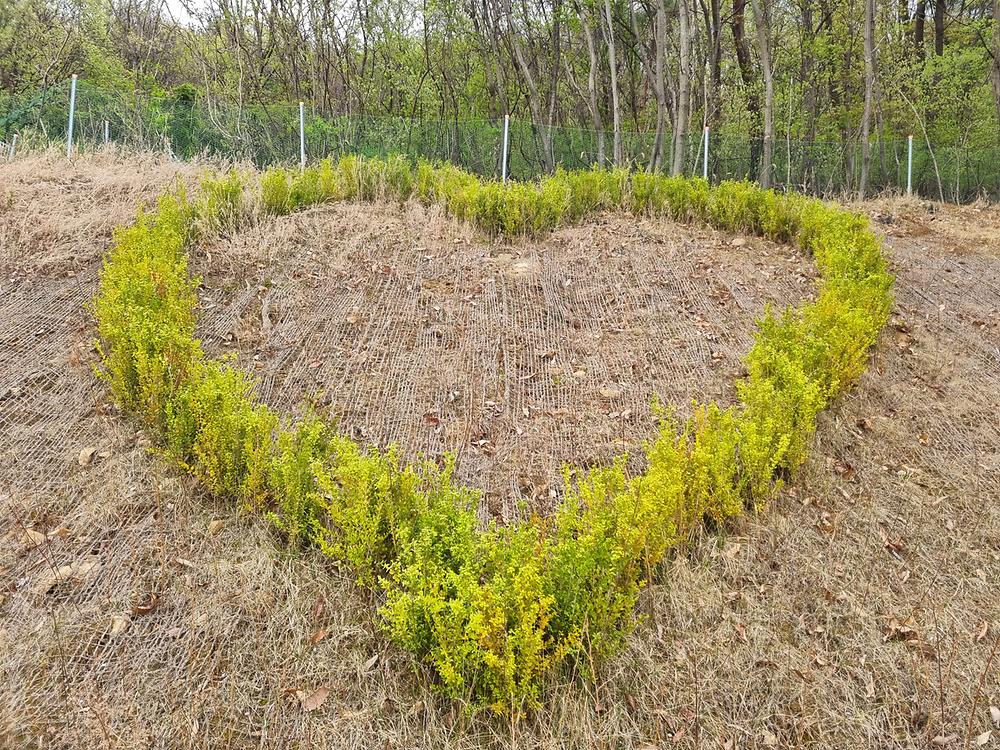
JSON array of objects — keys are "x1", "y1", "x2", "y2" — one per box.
[
  {"x1": 631, "y1": 0, "x2": 668, "y2": 170},
  {"x1": 800, "y1": 0, "x2": 820, "y2": 191},
  {"x1": 992, "y1": 0, "x2": 1000, "y2": 124},
  {"x1": 654, "y1": 0, "x2": 668, "y2": 169},
  {"x1": 750, "y1": 0, "x2": 773, "y2": 188},
  {"x1": 705, "y1": 0, "x2": 723, "y2": 128},
  {"x1": 581, "y1": 6, "x2": 607, "y2": 165},
  {"x1": 603, "y1": 0, "x2": 623, "y2": 165},
  {"x1": 505, "y1": 0, "x2": 554, "y2": 172},
  {"x1": 914, "y1": 0, "x2": 926, "y2": 58},
  {"x1": 859, "y1": 0, "x2": 875, "y2": 199},
  {"x1": 731, "y1": 0, "x2": 761, "y2": 177},
  {"x1": 934, "y1": 0, "x2": 945, "y2": 55},
  {"x1": 671, "y1": 0, "x2": 690, "y2": 175},
  {"x1": 510, "y1": 34, "x2": 554, "y2": 171}
]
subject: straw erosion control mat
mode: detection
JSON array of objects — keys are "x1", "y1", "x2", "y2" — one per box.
[{"x1": 1, "y1": 153, "x2": 999, "y2": 749}]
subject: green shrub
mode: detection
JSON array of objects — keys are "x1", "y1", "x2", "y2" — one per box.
[
  {"x1": 311, "y1": 442, "x2": 427, "y2": 585},
  {"x1": 382, "y1": 153, "x2": 415, "y2": 200},
  {"x1": 94, "y1": 192, "x2": 200, "y2": 429},
  {"x1": 290, "y1": 167, "x2": 324, "y2": 209},
  {"x1": 382, "y1": 517, "x2": 557, "y2": 713},
  {"x1": 167, "y1": 358, "x2": 278, "y2": 504},
  {"x1": 266, "y1": 417, "x2": 331, "y2": 544},
  {"x1": 736, "y1": 309, "x2": 826, "y2": 506},
  {"x1": 545, "y1": 457, "x2": 677, "y2": 662},
  {"x1": 260, "y1": 168, "x2": 292, "y2": 215},
  {"x1": 682, "y1": 403, "x2": 741, "y2": 525}
]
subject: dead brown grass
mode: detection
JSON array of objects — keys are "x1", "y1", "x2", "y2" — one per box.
[{"x1": 1, "y1": 155, "x2": 998, "y2": 750}]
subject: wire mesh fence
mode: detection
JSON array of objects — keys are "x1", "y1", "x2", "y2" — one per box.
[{"x1": 2, "y1": 79, "x2": 998, "y2": 203}]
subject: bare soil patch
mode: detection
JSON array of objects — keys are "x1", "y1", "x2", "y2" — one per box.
[{"x1": 1, "y1": 156, "x2": 998, "y2": 749}]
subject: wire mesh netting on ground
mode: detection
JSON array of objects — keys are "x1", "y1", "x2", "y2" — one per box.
[{"x1": 1, "y1": 80, "x2": 999, "y2": 203}]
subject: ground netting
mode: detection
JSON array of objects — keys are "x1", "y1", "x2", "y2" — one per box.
[
  {"x1": 193, "y1": 202, "x2": 815, "y2": 518},
  {"x1": 2, "y1": 80, "x2": 999, "y2": 202}
]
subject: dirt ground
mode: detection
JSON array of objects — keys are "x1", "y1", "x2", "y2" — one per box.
[
  {"x1": 196, "y1": 191, "x2": 813, "y2": 518},
  {"x1": 1, "y1": 153, "x2": 998, "y2": 749}
]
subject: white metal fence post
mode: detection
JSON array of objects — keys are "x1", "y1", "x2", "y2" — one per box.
[
  {"x1": 501, "y1": 114, "x2": 510, "y2": 183},
  {"x1": 8, "y1": 134, "x2": 17, "y2": 161},
  {"x1": 67, "y1": 74, "x2": 78, "y2": 158},
  {"x1": 703, "y1": 126, "x2": 709, "y2": 181},
  {"x1": 906, "y1": 134, "x2": 913, "y2": 196},
  {"x1": 104, "y1": 120, "x2": 109, "y2": 145},
  {"x1": 299, "y1": 102, "x2": 306, "y2": 172}
]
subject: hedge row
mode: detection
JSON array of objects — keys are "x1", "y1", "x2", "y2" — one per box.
[{"x1": 94, "y1": 156, "x2": 893, "y2": 714}]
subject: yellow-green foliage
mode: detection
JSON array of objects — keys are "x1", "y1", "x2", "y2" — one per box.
[
  {"x1": 93, "y1": 192, "x2": 200, "y2": 429},
  {"x1": 258, "y1": 155, "x2": 418, "y2": 217},
  {"x1": 311, "y1": 441, "x2": 428, "y2": 585},
  {"x1": 545, "y1": 461, "x2": 659, "y2": 661},
  {"x1": 167, "y1": 358, "x2": 278, "y2": 503},
  {"x1": 260, "y1": 168, "x2": 292, "y2": 215},
  {"x1": 381, "y1": 495, "x2": 556, "y2": 712},
  {"x1": 682, "y1": 403, "x2": 741, "y2": 525},
  {"x1": 93, "y1": 158, "x2": 892, "y2": 715},
  {"x1": 265, "y1": 417, "x2": 328, "y2": 544}
]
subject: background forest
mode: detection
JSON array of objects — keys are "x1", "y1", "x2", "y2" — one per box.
[{"x1": 1, "y1": 0, "x2": 998, "y2": 198}]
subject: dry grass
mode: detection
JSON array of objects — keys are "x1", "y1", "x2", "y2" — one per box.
[{"x1": 1, "y1": 155, "x2": 998, "y2": 749}]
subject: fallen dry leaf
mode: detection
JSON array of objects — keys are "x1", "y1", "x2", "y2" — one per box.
[
  {"x1": 109, "y1": 615, "x2": 130, "y2": 636},
  {"x1": 207, "y1": 519, "x2": 225, "y2": 535},
  {"x1": 931, "y1": 735, "x2": 958, "y2": 746},
  {"x1": 132, "y1": 592, "x2": 159, "y2": 616},
  {"x1": 41, "y1": 560, "x2": 97, "y2": 590},
  {"x1": 833, "y1": 458, "x2": 856, "y2": 481},
  {"x1": 308, "y1": 628, "x2": 328, "y2": 645},
  {"x1": 297, "y1": 686, "x2": 329, "y2": 712},
  {"x1": 880, "y1": 529, "x2": 907, "y2": 557},
  {"x1": 884, "y1": 616, "x2": 919, "y2": 643},
  {"x1": 21, "y1": 528, "x2": 46, "y2": 547},
  {"x1": 362, "y1": 653, "x2": 379, "y2": 671},
  {"x1": 991, "y1": 705, "x2": 1000, "y2": 727},
  {"x1": 906, "y1": 639, "x2": 937, "y2": 660},
  {"x1": 733, "y1": 621, "x2": 748, "y2": 644},
  {"x1": 975, "y1": 730, "x2": 992, "y2": 746},
  {"x1": 78, "y1": 446, "x2": 97, "y2": 466},
  {"x1": 974, "y1": 620, "x2": 989, "y2": 643}
]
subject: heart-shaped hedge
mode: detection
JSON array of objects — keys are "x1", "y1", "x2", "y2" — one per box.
[{"x1": 94, "y1": 155, "x2": 892, "y2": 714}]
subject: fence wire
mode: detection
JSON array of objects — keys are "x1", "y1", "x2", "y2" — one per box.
[{"x1": 2, "y1": 80, "x2": 998, "y2": 203}]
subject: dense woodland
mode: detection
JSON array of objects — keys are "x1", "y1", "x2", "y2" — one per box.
[{"x1": 1, "y1": 0, "x2": 998, "y2": 195}]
